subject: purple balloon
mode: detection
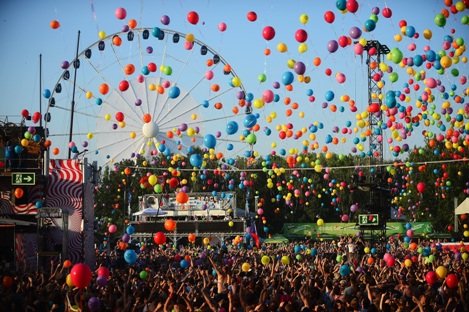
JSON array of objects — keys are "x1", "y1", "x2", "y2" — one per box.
[
  {"x1": 272, "y1": 81, "x2": 280, "y2": 89},
  {"x1": 294, "y1": 61, "x2": 306, "y2": 75},
  {"x1": 146, "y1": 46, "x2": 153, "y2": 54},
  {"x1": 88, "y1": 297, "x2": 100, "y2": 310},
  {"x1": 135, "y1": 99, "x2": 142, "y2": 106},
  {"x1": 161, "y1": 15, "x2": 170, "y2": 25},
  {"x1": 179, "y1": 123, "x2": 188, "y2": 131},
  {"x1": 61, "y1": 61, "x2": 70, "y2": 69},
  {"x1": 122, "y1": 233, "x2": 130, "y2": 243},
  {"x1": 349, "y1": 27, "x2": 362, "y2": 39},
  {"x1": 96, "y1": 275, "x2": 108, "y2": 287},
  {"x1": 371, "y1": 7, "x2": 380, "y2": 14},
  {"x1": 327, "y1": 40, "x2": 339, "y2": 53}
]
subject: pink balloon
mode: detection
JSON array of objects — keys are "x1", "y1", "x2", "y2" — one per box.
[
  {"x1": 108, "y1": 224, "x2": 117, "y2": 233},
  {"x1": 205, "y1": 70, "x2": 214, "y2": 80},
  {"x1": 341, "y1": 215, "x2": 349, "y2": 222},
  {"x1": 262, "y1": 26, "x2": 275, "y2": 41},
  {"x1": 262, "y1": 90, "x2": 274, "y2": 103},
  {"x1": 115, "y1": 8, "x2": 127, "y2": 20},
  {"x1": 218, "y1": 22, "x2": 227, "y2": 32},
  {"x1": 354, "y1": 43, "x2": 364, "y2": 55}
]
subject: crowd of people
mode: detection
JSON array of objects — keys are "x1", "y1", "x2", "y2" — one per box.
[{"x1": 0, "y1": 235, "x2": 467, "y2": 312}]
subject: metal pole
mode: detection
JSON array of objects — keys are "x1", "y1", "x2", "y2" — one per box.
[
  {"x1": 39, "y1": 54, "x2": 42, "y2": 128},
  {"x1": 68, "y1": 31, "x2": 81, "y2": 159}
]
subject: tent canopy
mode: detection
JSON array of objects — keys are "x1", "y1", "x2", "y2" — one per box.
[{"x1": 455, "y1": 198, "x2": 469, "y2": 215}]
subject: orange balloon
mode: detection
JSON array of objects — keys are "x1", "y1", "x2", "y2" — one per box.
[
  {"x1": 188, "y1": 233, "x2": 196, "y2": 243},
  {"x1": 211, "y1": 84, "x2": 220, "y2": 92},
  {"x1": 142, "y1": 113, "x2": 151, "y2": 123},
  {"x1": 166, "y1": 131, "x2": 174, "y2": 139},
  {"x1": 313, "y1": 57, "x2": 321, "y2": 66},
  {"x1": 99, "y1": 83, "x2": 109, "y2": 95},
  {"x1": 232, "y1": 106, "x2": 239, "y2": 114},
  {"x1": 63, "y1": 260, "x2": 72, "y2": 268},
  {"x1": 164, "y1": 219, "x2": 177, "y2": 232},
  {"x1": 50, "y1": 20, "x2": 60, "y2": 29},
  {"x1": 124, "y1": 64, "x2": 135, "y2": 75},
  {"x1": 223, "y1": 64, "x2": 232, "y2": 72},
  {"x1": 128, "y1": 19, "x2": 137, "y2": 29},
  {"x1": 176, "y1": 191, "x2": 189, "y2": 204},
  {"x1": 52, "y1": 147, "x2": 60, "y2": 155},
  {"x1": 206, "y1": 59, "x2": 214, "y2": 67},
  {"x1": 113, "y1": 35, "x2": 122, "y2": 46},
  {"x1": 214, "y1": 102, "x2": 223, "y2": 109},
  {"x1": 367, "y1": 257, "x2": 375, "y2": 265},
  {"x1": 124, "y1": 167, "x2": 131, "y2": 175},
  {"x1": 14, "y1": 188, "x2": 24, "y2": 199},
  {"x1": 44, "y1": 140, "x2": 52, "y2": 148}
]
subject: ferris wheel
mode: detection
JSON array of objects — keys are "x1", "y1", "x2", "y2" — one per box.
[{"x1": 44, "y1": 26, "x2": 252, "y2": 166}]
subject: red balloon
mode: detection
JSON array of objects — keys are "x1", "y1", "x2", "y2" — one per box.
[
  {"x1": 70, "y1": 263, "x2": 92, "y2": 289},
  {"x1": 295, "y1": 29, "x2": 308, "y2": 43},
  {"x1": 97, "y1": 266, "x2": 110, "y2": 278},
  {"x1": 338, "y1": 36, "x2": 349, "y2": 48},
  {"x1": 416, "y1": 182, "x2": 426, "y2": 193},
  {"x1": 346, "y1": 0, "x2": 359, "y2": 13},
  {"x1": 187, "y1": 11, "x2": 199, "y2": 25},
  {"x1": 169, "y1": 177, "x2": 179, "y2": 188},
  {"x1": 247, "y1": 11, "x2": 257, "y2": 22},
  {"x1": 445, "y1": 274, "x2": 459, "y2": 288},
  {"x1": 399, "y1": 20, "x2": 407, "y2": 28},
  {"x1": 115, "y1": 112, "x2": 125, "y2": 122},
  {"x1": 325, "y1": 68, "x2": 332, "y2": 76},
  {"x1": 262, "y1": 26, "x2": 275, "y2": 41},
  {"x1": 154, "y1": 232, "x2": 167, "y2": 245},
  {"x1": 324, "y1": 11, "x2": 335, "y2": 23},
  {"x1": 368, "y1": 103, "x2": 380, "y2": 113},
  {"x1": 21, "y1": 109, "x2": 30, "y2": 118},
  {"x1": 3, "y1": 276, "x2": 13, "y2": 288},
  {"x1": 382, "y1": 7, "x2": 392, "y2": 18},
  {"x1": 425, "y1": 271, "x2": 438, "y2": 285},
  {"x1": 119, "y1": 80, "x2": 129, "y2": 92}
]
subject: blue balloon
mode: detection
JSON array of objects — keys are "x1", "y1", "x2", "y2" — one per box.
[
  {"x1": 311, "y1": 248, "x2": 318, "y2": 256},
  {"x1": 282, "y1": 71, "x2": 294, "y2": 85},
  {"x1": 336, "y1": 0, "x2": 346, "y2": 10},
  {"x1": 126, "y1": 225, "x2": 135, "y2": 235},
  {"x1": 124, "y1": 250, "x2": 137, "y2": 264},
  {"x1": 405, "y1": 26, "x2": 415, "y2": 37},
  {"x1": 226, "y1": 121, "x2": 239, "y2": 135},
  {"x1": 243, "y1": 114, "x2": 257, "y2": 128},
  {"x1": 405, "y1": 222, "x2": 412, "y2": 230},
  {"x1": 190, "y1": 154, "x2": 203, "y2": 167},
  {"x1": 141, "y1": 66, "x2": 150, "y2": 75},
  {"x1": 294, "y1": 245, "x2": 301, "y2": 253},
  {"x1": 425, "y1": 50, "x2": 436, "y2": 62},
  {"x1": 168, "y1": 86, "x2": 180, "y2": 99},
  {"x1": 180, "y1": 259, "x2": 190, "y2": 269},
  {"x1": 202, "y1": 100, "x2": 209, "y2": 108},
  {"x1": 226, "y1": 143, "x2": 233, "y2": 150},
  {"x1": 364, "y1": 19, "x2": 376, "y2": 32},
  {"x1": 42, "y1": 89, "x2": 51, "y2": 99},
  {"x1": 203, "y1": 134, "x2": 216, "y2": 148},
  {"x1": 340, "y1": 264, "x2": 351, "y2": 276},
  {"x1": 325, "y1": 90, "x2": 335, "y2": 101},
  {"x1": 96, "y1": 98, "x2": 103, "y2": 105}
]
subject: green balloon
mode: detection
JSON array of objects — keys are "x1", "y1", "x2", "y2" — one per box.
[
  {"x1": 164, "y1": 66, "x2": 173, "y2": 75},
  {"x1": 451, "y1": 68, "x2": 459, "y2": 77},
  {"x1": 246, "y1": 133, "x2": 257, "y2": 145},
  {"x1": 369, "y1": 14, "x2": 378, "y2": 23},
  {"x1": 154, "y1": 184, "x2": 163, "y2": 193},
  {"x1": 389, "y1": 72, "x2": 399, "y2": 82},
  {"x1": 336, "y1": 254, "x2": 343, "y2": 262},
  {"x1": 455, "y1": 37, "x2": 464, "y2": 46},
  {"x1": 390, "y1": 48, "x2": 403, "y2": 64},
  {"x1": 434, "y1": 13, "x2": 446, "y2": 27},
  {"x1": 258, "y1": 73, "x2": 267, "y2": 82},
  {"x1": 462, "y1": 16, "x2": 469, "y2": 25},
  {"x1": 139, "y1": 270, "x2": 148, "y2": 279}
]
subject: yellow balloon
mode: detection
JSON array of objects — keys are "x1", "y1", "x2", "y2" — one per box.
[
  {"x1": 98, "y1": 30, "x2": 106, "y2": 39},
  {"x1": 232, "y1": 77, "x2": 241, "y2": 87},
  {"x1": 299, "y1": 14, "x2": 309, "y2": 24},
  {"x1": 277, "y1": 43, "x2": 288, "y2": 53},
  {"x1": 186, "y1": 33, "x2": 195, "y2": 42},
  {"x1": 104, "y1": 114, "x2": 111, "y2": 121},
  {"x1": 440, "y1": 56, "x2": 452, "y2": 69},
  {"x1": 86, "y1": 91, "x2": 93, "y2": 99},
  {"x1": 423, "y1": 29, "x2": 432, "y2": 40},
  {"x1": 87, "y1": 132, "x2": 94, "y2": 139},
  {"x1": 129, "y1": 131, "x2": 136, "y2": 139},
  {"x1": 317, "y1": 218, "x2": 324, "y2": 226},
  {"x1": 66, "y1": 274, "x2": 74, "y2": 287},
  {"x1": 242, "y1": 262, "x2": 251, "y2": 272},
  {"x1": 394, "y1": 34, "x2": 402, "y2": 42},
  {"x1": 298, "y1": 43, "x2": 308, "y2": 53}
]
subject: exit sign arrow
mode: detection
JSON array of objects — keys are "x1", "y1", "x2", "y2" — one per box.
[{"x1": 11, "y1": 172, "x2": 36, "y2": 185}]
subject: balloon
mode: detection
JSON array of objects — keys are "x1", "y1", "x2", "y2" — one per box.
[
  {"x1": 168, "y1": 86, "x2": 181, "y2": 99},
  {"x1": 70, "y1": 263, "x2": 92, "y2": 289},
  {"x1": 188, "y1": 233, "x2": 196, "y2": 243},
  {"x1": 434, "y1": 13, "x2": 446, "y2": 27},
  {"x1": 446, "y1": 274, "x2": 459, "y2": 288},
  {"x1": 324, "y1": 11, "x2": 335, "y2": 23},
  {"x1": 327, "y1": 40, "x2": 338, "y2": 53},
  {"x1": 203, "y1": 134, "x2": 216, "y2": 148},
  {"x1": 349, "y1": 26, "x2": 362, "y2": 39},
  {"x1": 416, "y1": 182, "x2": 426, "y2": 193},
  {"x1": 243, "y1": 114, "x2": 257, "y2": 128},
  {"x1": 139, "y1": 270, "x2": 148, "y2": 279},
  {"x1": 282, "y1": 71, "x2": 294, "y2": 85},
  {"x1": 63, "y1": 260, "x2": 72, "y2": 268},
  {"x1": 294, "y1": 62, "x2": 306, "y2": 75},
  {"x1": 340, "y1": 264, "x2": 351, "y2": 276},
  {"x1": 281, "y1": 256, "x2": 290, "y2": 265},
  {"x1": 115, "y1": 7, "x2": 127, "y2": 20},
  {"x1": 190, "y1": 154, "x2": 203, "y2": 167},
  {"x1": 3, "y1": 276, "x2": 13, "y2": 288},
  {"x1": 247, "y1": 11, "x2": 257, "y2": 22},
  {"x1": 124, "y1": 250, "x2": 137, "y2": 264},
  {"x1": 97, "y1": 266, "x2": 110, "y2": 278},
  {"x1": 88, "y1": 297, "x2": 100, "y2": 311},
  {"x1": 226, "y1": 121, "x2": 239, "y2": 135},
  {"x1": 164, "y1": 219, "x2": 177, "y2": 231},
  {"x1": 242, "y1": 262, "x2": 251, "y2": 272},
  {"x1": 436, "y1": 266, "x2": 448, "y2": 279},
  {"x1": 50, "y1": 20, "x2": 60, "y2": 29},
  {"x1": 65, "y1": 274, "x2": 74, "y2": 287},
  {"x1": 295, "y1": 29, "x2": 308, "y2": 43},
  {"x1": 218, "y1": 22, "x2": 227, "y2": 32},
  {"x1": 262, "y1": 26, "x2": 275, "y2": 41},
  {"x1": 187, "y1": 11, "x2": 199, "y2": 25},
  {"x1": 317, "y1": 219, "x2": 324, "y2": 226},
  {"x1": 14, "y1": 188, "x2": 24, "y2": 199},
  {"x1": 261, "y1": 255, "x2": 271, "y2": 265},
  {"x1": 108, "y1": 224, "x2": 117, "y2": 233},
  {"x1": 426, "y1": 271, "x2": 438, "y2": 284},
  {"x1": 154, "y1": 232, "x2": 167, "y2": 245},
  {"x1": 390, "y1": 48, "x2": 403, "y2": 64}
]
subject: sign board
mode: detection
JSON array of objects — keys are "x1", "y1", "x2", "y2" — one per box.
[
  {"x1": 358, "y1": 214, "x2": 379, "y2": 225},
  {"x1": 37, "y1": 207, "x2": 63, "y2": 218},
  {"x1": 11, "y1": 172, "x2": 36, "y2": 185}
]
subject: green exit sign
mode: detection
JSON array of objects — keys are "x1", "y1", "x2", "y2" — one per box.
[
  {"x1": 11, "y1": 172, "x2": 36, "y2": 185},
  {"x1": 359, "y1": 214, "x2": 379, "y2": 225}
]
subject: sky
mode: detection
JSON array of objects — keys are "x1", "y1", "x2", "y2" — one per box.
[{"x1": 0, "y1": 0, "x2": 468, "y2": 167}]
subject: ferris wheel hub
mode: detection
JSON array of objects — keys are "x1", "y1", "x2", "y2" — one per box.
[{"x1": 142, "y1": 121, "x2": 159, "y2": 138}]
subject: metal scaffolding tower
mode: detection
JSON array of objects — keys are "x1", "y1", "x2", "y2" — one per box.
[{"x1": 357, "y1": 40, "x2": 390, "y2": 248}]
